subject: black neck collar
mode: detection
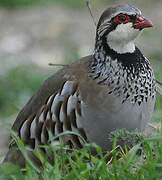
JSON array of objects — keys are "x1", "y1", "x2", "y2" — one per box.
[{"x1": 94, "y1": 36, "x2": 147, "y2": 69}]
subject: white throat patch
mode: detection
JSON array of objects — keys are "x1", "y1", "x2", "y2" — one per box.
[{"x1": 106, "y1": 23, "x2": 140, "y2": 54}]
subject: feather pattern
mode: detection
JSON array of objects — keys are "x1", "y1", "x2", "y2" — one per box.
[
  {"x1": 4, "y1": 4, "x2": 156, "y2": 166},
  {"x1": 18, "y1": 81, "x2": 87, "y2": 150}
]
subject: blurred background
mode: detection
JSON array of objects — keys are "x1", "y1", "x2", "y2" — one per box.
[{"x1": 0, "y1": 0, "x2": 162, "y2": 157}]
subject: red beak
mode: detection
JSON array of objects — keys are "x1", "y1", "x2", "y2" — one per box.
[{"x1": 134, "y1": 16, "x2": 153, "y2": 30}]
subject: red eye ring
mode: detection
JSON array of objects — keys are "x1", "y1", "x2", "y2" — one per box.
[{"x1": 114, "y1": 14, "x2": 130, "y2": 24}]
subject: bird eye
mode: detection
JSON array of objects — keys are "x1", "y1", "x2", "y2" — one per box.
[
  {"x1": 114, "y1": 14, "x2": 130, "y2": 24},
  {"x1": 118, "y1": 14, "x2": 127, "y2": 22}
]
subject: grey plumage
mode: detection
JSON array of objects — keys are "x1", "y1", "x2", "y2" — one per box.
[{"x1": 4, "y1": 4, "x2": 156, "y2": 166}]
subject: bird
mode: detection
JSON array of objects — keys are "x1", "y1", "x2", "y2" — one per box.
[{"x1": 4, "y1": 4, "x2": 156, "y2": 166}]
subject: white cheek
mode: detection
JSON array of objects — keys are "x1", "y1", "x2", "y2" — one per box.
[{"x1": 107, "y1": 23, "x2": 140, "y2": 43}]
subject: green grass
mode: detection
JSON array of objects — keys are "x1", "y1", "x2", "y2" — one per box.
[
  {"x1": 0, "y1": 63, "x2": 162, "y2": 179},
  {"x1": 0, "y1": 65, "x2": 48, "y2": 117},
  {"x1": 1, "y1": 130, "x2": 162, "y2": 179},
  {"x1": 0, "y1": 0, "x2": 82, "y2": 8},
  {"x1": 0, "y1": 0, "x2": 162, "y2": 178},
  {"x1": 0, "y1": 0, "x2": 116, "y2": 9},
  {"x1": 0, "y1": 61, "x2": 162, "y2": 179},
  {"x1": 0, "y1": 0, "x2": 157, "y2": 9},
  {"x1": 0, "y1": 0, "x2": 86, "y2": 9}
]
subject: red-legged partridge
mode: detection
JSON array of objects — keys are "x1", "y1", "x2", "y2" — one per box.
[{"x1": 4, "y1": 4, "x2": 156, "y2": 166}]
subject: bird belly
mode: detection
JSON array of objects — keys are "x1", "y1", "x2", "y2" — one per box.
[{"x1": 80, "y1": 94, "x2": 155, "y2": 150}]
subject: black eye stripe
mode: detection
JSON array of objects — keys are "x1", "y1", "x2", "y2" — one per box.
[{"x1": 130, "y1": 15, "x2": 137, "y2": 23}]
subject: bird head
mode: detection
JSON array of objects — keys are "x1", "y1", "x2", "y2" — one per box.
[{"x1": 96, "y1": 4, "x2": 153, "y2": 54}]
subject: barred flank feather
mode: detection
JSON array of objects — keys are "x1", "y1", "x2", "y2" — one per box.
[{"x1": 4, "y1": 81, "x2": 88, "y2": 166}]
